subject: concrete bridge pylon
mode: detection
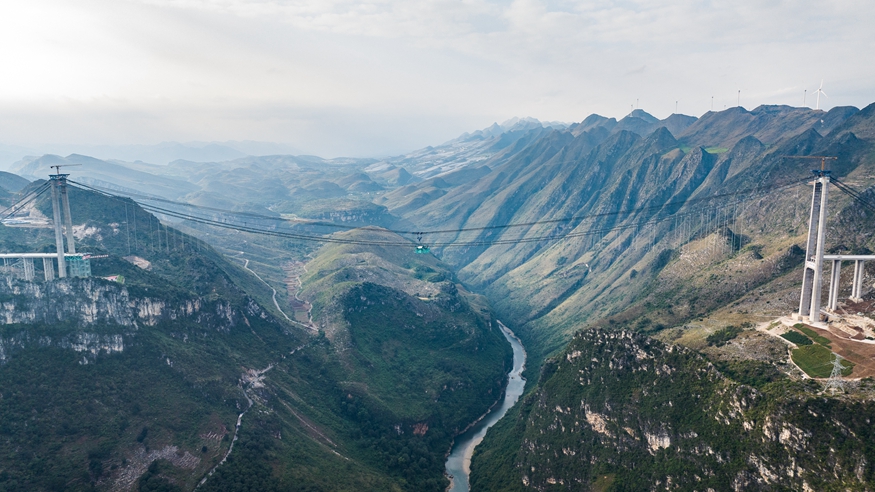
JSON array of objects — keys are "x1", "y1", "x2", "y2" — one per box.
[
  {"x1": 796, "y1": 171, "x2": 830, "y2": 322},
  {"x1": 49, "y1": 175, "x2": 68, "y2": 278},
  {"x1": 793, "y1": 165, "x2": 875, "y2": 321}
]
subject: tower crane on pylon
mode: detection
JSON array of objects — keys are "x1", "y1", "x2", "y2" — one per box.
[{"x1": 50, "y1": 163, "x2": 82, "y2": 175}]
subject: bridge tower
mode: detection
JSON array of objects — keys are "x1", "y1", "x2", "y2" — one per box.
[
  {"x1": 49, "y1": 174, "x2": 68, "y2": 278},
  {"x1": 797, "y1": 170, "x2": 829, "y2": 321},
  {"x1": 48, "y1": 167, "x2": 78, "y2": 278},
  {"x1": 794, "y1": 157, "x2": 838, "y2": 322}
]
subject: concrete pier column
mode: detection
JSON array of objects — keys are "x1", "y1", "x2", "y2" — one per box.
[
  {"x1": 851, "y1": 260, "x2": 865, "y2": 302},
  {"x1": 50, "y1": 179, "x2": 67, "y2": 278},
  {"x1": 828, "y1": 259, "x2": 841, "y2": 310},
  {"x1": 23, "y1": 258, "x2": 34, "y2": 281},
  {"x1": 43, "y1": 257, "x2": 55, "y2": 281}
]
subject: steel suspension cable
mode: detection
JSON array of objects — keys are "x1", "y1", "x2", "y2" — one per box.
[
  {"x1": 0, "y1": 182, "x2": 52, "y2": 220},
  {"x1": 831, "y1": 178, "x2": 875, "y2": 213},
  {"x1": 69, "y1": 177, "x2": 810, "y2": 237},
  {"x1": 68, "y1": 176, "x2": 810, "y2": 249}
]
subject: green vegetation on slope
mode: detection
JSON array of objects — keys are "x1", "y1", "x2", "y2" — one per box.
[
  {"x1": 192, "y1": 232, "x2": 511, "y2": 491},
  {"x1": 472, "y1": 327, "x2": 875, "y2": 491},
  {"x1": 781, "y1": 330, "x2": 813, "y2": 345},
  {"x1": 703, "y1": 146, "x2": 729, "y2": 153},
  {"x1": 284, "y1": 229, "x2": 511, "y2": 491},
  {"x1": 705, "y1": 324, "x2": 746, "y2": 346},
  {"x1": 0, "y1": 277, "x2": 295, "y2": 491},
  {"x1": 795, "y1": 324, "x2": 832, "y2": 347},
  {"x1": 791, "y1": 344, "x2": 853, "y2": 378},
  {"x1": 1, "y1": 198, "x2": 510, "y2": 491}
]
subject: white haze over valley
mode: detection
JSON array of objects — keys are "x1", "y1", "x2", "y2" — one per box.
[{"x1": 0, "y1": 0, "x2": 873, "y2": 160}]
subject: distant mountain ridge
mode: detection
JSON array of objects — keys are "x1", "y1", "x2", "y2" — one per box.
[
  {"x1": 365, "y1": 117, "x2": 569, "y2": 179},
  {"x1": 678, "y1": 105, "x2": 856, "y2": 148},
  {"x1": 0, "y1": 141, "x2": 305, "y2": 169},
  {"x1": 0, "y1": 171, "x2": 29, "y2": 193},
  {"x1": 11, "y1": 153, "x2": 199, "y2": 199},
  {"x1": 364, "y1": 111, "x2": 700, "y2": 182}
]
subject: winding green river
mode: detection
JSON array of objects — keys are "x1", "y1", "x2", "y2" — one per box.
[{"x1": 445, "y1": 321, "x2": 526, "y2": 491}]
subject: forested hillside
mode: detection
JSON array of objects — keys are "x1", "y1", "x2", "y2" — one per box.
[
  {"x1": 0, "y1": 188, "x2": 509, "y2": 491},
  {"x1": 472, "y1": 328, "x2": 875, "y2": 491}
]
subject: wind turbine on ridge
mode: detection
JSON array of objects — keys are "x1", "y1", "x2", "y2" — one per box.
[{"x1": 814, "y1": 80, "x2": 828, "y2": 110}]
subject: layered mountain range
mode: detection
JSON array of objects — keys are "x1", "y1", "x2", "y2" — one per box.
[
  {"x1": 3, "y1": 103, "x2": 875, "y2": 491},
  {"x1": 375, "y1": 104, "x2": 874, "y2": 360}
]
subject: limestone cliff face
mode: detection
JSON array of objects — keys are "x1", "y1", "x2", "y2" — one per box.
[
  {"x1": 0, "y1": 277, "x2": 269, "y2": 363},
  {"x1": 475, "y1": 328, "x2": 875, "y2": 491},
  {"x1": 0, "y1": 329, "x2": 126, "y2": 364},
  {"x1": 2, "y1": 277, "x2": 173, "y2": 327}
]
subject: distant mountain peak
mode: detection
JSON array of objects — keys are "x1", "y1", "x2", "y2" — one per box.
[
  {"x1": 498, "y1": 117, "x2": 569, "y2": 132},
  {"x1": 455, "y1": 118, "x2": 568, "y2": 144},
  {"x1": 499, "y1": 116, "x2": 537, "y2": 130},
  {"x1": 624, "y1": 109, "x2": 659, "y2": 123}
]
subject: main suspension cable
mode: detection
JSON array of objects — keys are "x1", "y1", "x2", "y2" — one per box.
[
  {"x1": 69, "y1": 176, "x2": 811, "y2": 240},
  {"x1": 0, "y1": 182, "x2": 52, "y2": 220},
  {"x1": 68, "y1": 177, "x2": 808, "y2": 249}
]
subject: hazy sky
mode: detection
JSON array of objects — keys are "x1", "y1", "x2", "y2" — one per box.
[{"x1": 1, "y1": 0, "x2": 873, "y2": 157}]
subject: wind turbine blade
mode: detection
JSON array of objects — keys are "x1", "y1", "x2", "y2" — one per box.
[
  {"x1": 821, "y1": 91, "x2": 828, "y2": 98},
  {"x1": 819, "y1": 79, "x2": 824, "y2": 90}
]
